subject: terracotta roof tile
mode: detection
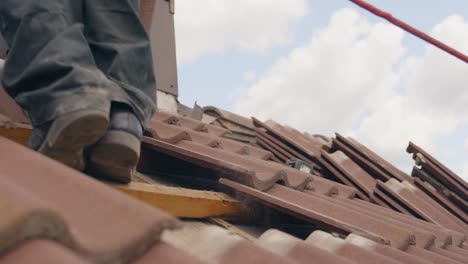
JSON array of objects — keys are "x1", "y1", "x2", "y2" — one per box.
[
  {"x1": 145, "y1": 113, "x2": 358, "y2": 199},
  {"x1": 322, "y1": 150, "x2": 376, "y2": 195},
  {"x1": 2, "y1": 109, "x2": 466, "y2": 263},
  {"x1": 445, "y1": 245, "x2": 468, "y2": 261},
  {"x1": 0, "y1": 137, "x2": 180, "y2": 263},
  {"x1": 331, "y1": 138, "x2": 392, "y2": 182},
  {"x1": 318, "y1": 199, "x2": 436, "y2": 248},
  {"x1": 306, "y1": 231, "x2": 402, "y2": 264},
  {"x1": 255, "y1": 229, "x2": 354, "y2": 264},
  {"x1": 319, "y1": 152, "x2": 368, "y2": 200},
  {"x1": 255, "y1": 118, "x2": 322, "y2": 158},
  {"x1": 220, "y1": 179, "x2": 417, "y2": 250},
  {"x1": 348, "y1": 198, "x2": 464, "y2": 248},
  {"x1": 203, "y1": 106, "x2": 255, "y2": 130},
  {"x1": 371, "y1": 187, "x2": 414, "y2": 215},
  {"x1": 2, "y1": 3, "x2": 466, "y2": 263},
  {"x1": 306, "y1": 177, "x2": 357, "y2": 199},
  {"x1": 408, "y1": 142, "x2": 468, "y2": 193},
  {"x1": 305, "y1": 190, "x2": 437, "y2": 249},
  {"x1": 413, "y1": 178, "x2": 468, "y2": 224},
  {"x1": 134, "y1": 242, "x2": 207, "y2": 264},
  {"x1": 264, "y1": 120, "x2": 325, "y2": 157},
  {"x1": 165, "y1": 226, "x2": 296, "y2": 264},
  {"x1": 155, "y1": 111, "x2": 230, "y2": 137},
  {"x1": 147, "y1": 120, "x2": 191, "y2": 143},
  {"x1": 342, "y1": 136, "x2": 412, "y2": 182},
  {"x1": 176, "y1": 140, "x2": 311, "y2": 190},
  {"x1": 0, "y1": 240, "x2": 87, "y2": 264},
  {"x1": 414, "y1": 152, "x2": 468, "y2": 200},
  {"x1": 431, "y1": 246, "x2": 468, "y2": 263},
  {"x1": 252, "y1": 118, "x2": 323, "y2": 171},
  {"x1": 345, "y1": 234, "x2": 428, "y2": 264},
  {"x1": 256, "y1": 132, "x2": 293, "y2": 162},
  {"x1": 405, "y1": 246, "x2": 462, "y2": 264},
  {"x1": 378, "y1": 179, "x2": 467, "y2": 233}
]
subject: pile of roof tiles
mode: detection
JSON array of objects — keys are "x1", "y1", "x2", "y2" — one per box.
[
  {"x1": 143, "y1": 111, "x2": 354, "y2": 196},
  {"x1": 408, "y1": 142, "x2": 467, "y2": 223},
  {"x1": 251, "y1": 117, "x2": 327, "y2": 174},
  {"x1": 203, "y1": 106, "x2": 258, "y2": 144},
  {"x1": 139, "y1": 109, "x2": 467, "y2": 263},
  {"x1": 0, "y1": 88, "x2": 467, "y2": 263},
  {"x1": 324, "y1": 134, "x2": 467, "y2": 228}
]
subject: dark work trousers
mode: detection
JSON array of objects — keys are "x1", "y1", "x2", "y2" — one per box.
[{"x1": 0, "y1": 0, "x2": 157, "y2": 128}]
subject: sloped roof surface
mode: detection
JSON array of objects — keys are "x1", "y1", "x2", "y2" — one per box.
[
  {"x1": 1, "y1": 73, "x2": 467, "y2": 263},
  {"x1": 1, "y1": 0, "x2": 466, "y2": 262},
  {"x1": 0, "y1": 137, "x2": 190, "y2": 264}
]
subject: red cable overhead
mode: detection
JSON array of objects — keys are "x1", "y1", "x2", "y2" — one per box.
[{"x1": 349, "y1": 0, "x2": 468, "y2": 63}]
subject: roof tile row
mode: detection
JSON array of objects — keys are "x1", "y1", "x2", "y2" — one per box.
[
  {"x1": 143, "y1": 112, "x2": 355, "y2": 198},
  {"x1": 1, "y1": 103, "x2": 467, "y2": 264},
  {"x1": 378, "y1": 179, "x2": 467, "y2": 233},
  {"x1": 220, "y1": 178, "x2": 467, "y2": 262},
  {"x1": 0, "y1": 137, "x2": 189, "y2": 264}
]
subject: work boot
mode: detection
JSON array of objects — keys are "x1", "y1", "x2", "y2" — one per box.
[
  {"x1": 29, "y1": 109, "x2": 110, "y2": 171},
  {"x1": 87, "y1": 104, "x2": 143, "y2": 184}
]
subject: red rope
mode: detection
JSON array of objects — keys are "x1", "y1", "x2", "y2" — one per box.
[{"x1": 349, "y1": 0, "x2": 468, "y2": 63}]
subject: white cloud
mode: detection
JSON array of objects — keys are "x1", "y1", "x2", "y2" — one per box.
[
  {"x1": 465, "y1": 138, "x2": 468, "y2": 150},
  {"x1": 242, "y1": 71, "x2": 257, "y2": 83},
  {"x1": 234, "y1": 9, "x2": 468, "y2": 171},
  {"x1": 355, "y1": 96, "x2": 459, "y2": 168},
  {"x1": 235, "y1": 8, "x2": 405, "y2": 135},
  {"x1": 175, "y1": 0, "x2": 309, "y2": 65},
  {"x1": 403, "y1": 15, "x2": 468, "y2": 118},
  {"x1": 357, "y1": 15, "x2": 468, "y2": 168}
]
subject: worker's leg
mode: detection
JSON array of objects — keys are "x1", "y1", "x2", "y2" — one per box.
[
  {"x1": 0, "y1": 0, "x2": 115, "y2": 170},
  {"x1": 83, "y1": 0, "x2": 157, "y2": 127},
  {"x1": 82, "y1": 0, "x2": 156, "y2": 183}
]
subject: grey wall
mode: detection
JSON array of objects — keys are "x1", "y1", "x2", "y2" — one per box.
[
  {"x1": 140, "y1": 0, "x2": 179, "y2": 96},
  {"x1": 149, "y1": 0, "x2": 179, "y2": 96}
]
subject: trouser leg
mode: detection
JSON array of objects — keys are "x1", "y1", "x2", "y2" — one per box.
[
  {"x1": 0, "y1": 0, "x2": 116, "y2": 126},
  {"x1": 84, "y1": 0, "x2": 157, "y2": 127}
]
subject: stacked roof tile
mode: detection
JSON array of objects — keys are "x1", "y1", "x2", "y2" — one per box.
[
  {"x1": 203, "y1": 106, "x2": 257, "y2": 144},
  {"x1": 408, "y1": 142, "x2": 468, "y2": 221},
  {"x1": 252, "y1": 117, "x2": 326, "y2": 172},
  {"x1": 139, "y1": 110, "x2": 466, "y2": 262},
  {"x1": 1, "y1": 82, "x2": 467, "y2": 263},
  {"x1": 143, "y1": 111, "x2": 358, "y2": 196},
  {"x1": 1, "y1": 0, "x2": 466, "y2": 262}
]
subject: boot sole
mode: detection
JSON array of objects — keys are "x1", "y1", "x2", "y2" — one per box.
[
  {"x1": 88, "y1": 130, "x2": 140, "y2": 183},
  {"x1": 38, "y1": 110, "x2": 109, "y2": 171}
]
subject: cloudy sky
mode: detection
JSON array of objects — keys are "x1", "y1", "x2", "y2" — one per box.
[{"x1": 173, "y1": 0, "x2": 468, "y2": 181}]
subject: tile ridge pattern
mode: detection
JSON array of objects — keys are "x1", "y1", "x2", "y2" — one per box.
[{"x1": 0, "y1": 137, "x2": 181, "y2": 264}]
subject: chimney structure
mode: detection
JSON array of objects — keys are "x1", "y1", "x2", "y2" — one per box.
[{"x1": 140, "y1": 0, "x2": 179, "y2": 97}]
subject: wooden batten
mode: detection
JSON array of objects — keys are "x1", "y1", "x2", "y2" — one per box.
[{"x1": 114, "y1": 182, "x2": 248, "y2": 219}]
